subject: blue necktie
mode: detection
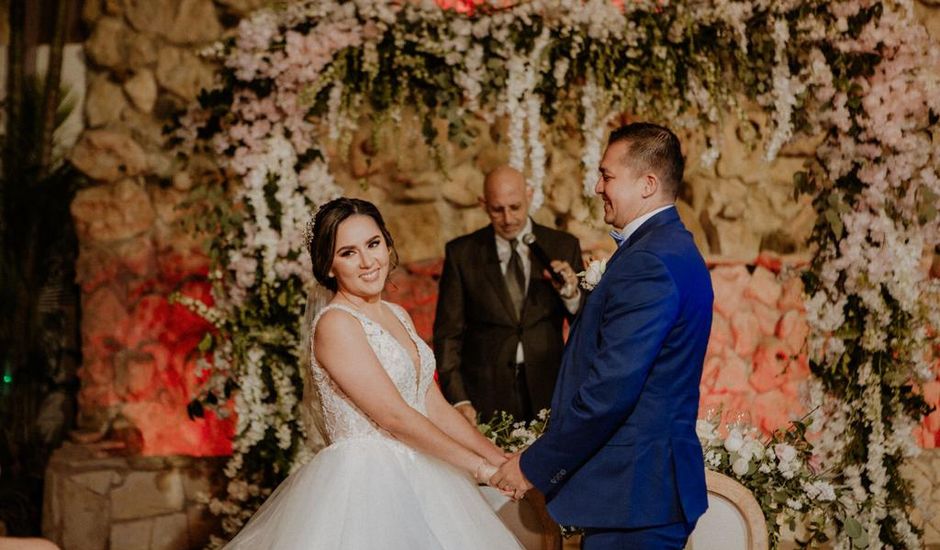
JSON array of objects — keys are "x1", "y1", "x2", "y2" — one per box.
[{"x1": 609, "y1": 230, "x2": 626, "y2": 247}]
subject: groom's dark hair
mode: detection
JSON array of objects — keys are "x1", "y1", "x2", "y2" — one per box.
[
  {"x1": 608, "y1": 123, "x2": 684, "y2": 199},
  {"x1": 308, "y1": 197, "x2": 398, "y2": 292}
]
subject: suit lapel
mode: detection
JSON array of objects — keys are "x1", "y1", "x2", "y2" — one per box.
[{"x1": 480, "y1": 226, "x2": 519, "y2": 323}]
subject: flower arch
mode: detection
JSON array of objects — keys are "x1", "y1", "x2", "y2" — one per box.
[{"x1": 176, "y1": 0, "x2": 940, "y2": 547}]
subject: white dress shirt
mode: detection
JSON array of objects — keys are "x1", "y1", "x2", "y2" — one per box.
[
  {"x1": 495, "y1": 218, "x2": 580, "y2": 363},
  {"x1": 611, "y1": 204, "x2": 675, "y2": 246}
]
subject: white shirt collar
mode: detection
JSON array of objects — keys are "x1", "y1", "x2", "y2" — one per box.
[
  {"x1": 495, "y1": 217, "x2": 534, "y2": 248},
  {"x1": 613, "y1": 204, "x2": 675, "y2": 245}
]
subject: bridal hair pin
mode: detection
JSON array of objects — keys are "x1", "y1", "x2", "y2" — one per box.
[{"x1": 303, "y1": 214, "x2": 318, "y2": 249}]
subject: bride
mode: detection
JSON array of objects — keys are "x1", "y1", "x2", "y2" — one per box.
[{"x1": 224, "y1": 197, "x2": 522, "y2": 549}]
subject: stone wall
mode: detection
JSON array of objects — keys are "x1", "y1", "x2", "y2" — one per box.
[
  {"x1": 70, "y1": 1, "x2": 940, "y2": 457},
  {"x1": 42, "y1": 443, "x2": 221, "y2": 550}
]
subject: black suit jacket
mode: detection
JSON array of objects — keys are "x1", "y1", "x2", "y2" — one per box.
[{"x1": 433, "y1": 222, "x2": 584, "y2": 421}]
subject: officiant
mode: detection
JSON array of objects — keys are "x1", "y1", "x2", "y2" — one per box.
[{"x1": 433, "y1": 166, "x2": 584, "y2": 424}]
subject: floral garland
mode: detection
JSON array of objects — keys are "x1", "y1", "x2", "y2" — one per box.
[{"x1": 174, "y1": 0, "x2": 939, "y2": 547}]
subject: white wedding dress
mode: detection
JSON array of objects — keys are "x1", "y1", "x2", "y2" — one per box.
[{"x1": 224, "y1": 302, "x2": 522, "y2": 549}]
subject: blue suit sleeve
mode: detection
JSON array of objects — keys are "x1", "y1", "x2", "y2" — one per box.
[{"x1": 520, "y1": 251, "x2": 679, "y2": 494}]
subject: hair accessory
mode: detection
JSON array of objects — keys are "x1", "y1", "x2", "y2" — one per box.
[{"x1": 303, "y1": 214, "x2": 317, "y2": 249}]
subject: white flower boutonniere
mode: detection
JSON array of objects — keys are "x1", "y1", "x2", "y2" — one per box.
[{"x1": 577, "y1": 259, "x2": 607, "y2": 291}]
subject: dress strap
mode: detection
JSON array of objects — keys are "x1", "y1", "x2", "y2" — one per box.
[
  {"x1": 383, "y1": 301, "x2": 417, "y2": 338},
  {"x1": 312, "y1": 303, "x2": 377, "y2": 334},
  {"x1": 310, "y1": 304, "x2": 382, "y2": 336}
]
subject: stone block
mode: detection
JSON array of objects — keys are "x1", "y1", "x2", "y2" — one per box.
[
  {"x1": 749, "y1": 337, "x2": 789, "y2": 393},
  {"x1": 86, "y1": 17, "x2": 129, "y2": 70},
  {"x1": 156, "y1": 46, "x2": 215, "y2": 101},
  {"x1": 124, "y1": 70, "x2": 158, "y2": 114},
  {"x1": 123, "y1": 0, "x2": 170, "y2": 35},
  {"x1": 71, "y1": 179, "x2": 155, "y2": 242},
  {"x1": 442, "y1": 163, "x2": 482, "y2": 208},
  {"x1": 744, "y1": 266, "x2": 782, "y2": 307},
  {"x1": 730, "y1": 307, "x2": 760, "y2": 358},
  {"x1": 82, "y1": 0, "x2": 104, "y2": 24},
  {"x1": 181, "y1": 465, "x2": 212, "y2": 501},
  {"x1": 169, "y1": 0, "x2": 223, "y2": 44},
  {"x1": 71, "y1": 470, "x2": 119, "y2": 495},
  {"x1": 113, "y1": 348, "x2": 158, "y2": 400},
  {"x1": 128, "y1": 33, "x2": 159, "y2": 68},
  {"x1": 712, "y1": 350, "x2": 750, "y2": 394},
  {"x1": 544, "y1": 155, "x2": 581, "y2": 212},
  {"x1": 752, "y1": 390, "x2": 793, "y2": 433},
  {"x1": 86, "y1": 74, "x2": 127, "y2": 128},
  {"x1": 110, "y1": 471, "x2": 185, "y2": 520},
  {"x1": 111, "y1": 517, "x2": 153, "y2": 550},
  {"x1": 776, "y1": 309, "x2": 809, "y2": 354},
  {"x1": 216, "y1": 0, "x2": 267, "y2": 14},
  {"x1": 126, "y1": 455, "x2": 169, "y2": 471},
  {"x1": 383, "y1": 203, "x2": 443, "y2": 263},
  {"x1": 752, "y1": 301, "x2": 781, "y2": 337},
  {"x1": 62, "y1": 477, "x2": 109, "y2": 550},
  {"x1": 82, "y1": 287, "x2": 129, "y2": 340},
  {"x1": 777, "y1": 276, "x2": 806, "y2": 311},
  {"x1": 71, "y1": 131, "x2": 148, "y2": 182},
  {"x1": 676, "y1": 199, "x2": 709, "y2": 255},
  {"x1": 186, "y1": 504, "x2": 216, "y2": 549},
  {"x1": 151, "y1": 513, "x2": 189, "y2": 550},
  {"x1": 710, "y1": 264, "x2": 749, "y2": 319}
]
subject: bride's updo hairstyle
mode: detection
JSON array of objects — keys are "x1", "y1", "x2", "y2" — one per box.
[{"x1": 306, "y1": 197, "x2": 398, "y2": 292}]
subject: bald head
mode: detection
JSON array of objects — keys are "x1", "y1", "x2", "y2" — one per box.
[{"x1": 481, "y1": 165, "x2": 532, "y2": 240}]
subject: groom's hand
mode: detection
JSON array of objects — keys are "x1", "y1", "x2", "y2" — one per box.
[{"x1": 490, "y1": 453, "x2": 533, "y2": 501}]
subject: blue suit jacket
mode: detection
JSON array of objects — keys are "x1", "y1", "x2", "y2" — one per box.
[{"x1": 519, "y1": 208, "x2": 713, "y2": 529}]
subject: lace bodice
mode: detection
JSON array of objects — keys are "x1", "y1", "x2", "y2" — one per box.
[{"x1": 310, "y1": 302, "x2": 436, "y2": 443}]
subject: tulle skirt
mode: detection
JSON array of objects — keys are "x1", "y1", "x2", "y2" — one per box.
[{"x1": 224, "y1": 436, "x2": 522, "y2": 549}]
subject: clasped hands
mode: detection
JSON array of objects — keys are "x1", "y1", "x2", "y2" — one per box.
[{"x1": 475, "y1": 453, "x2": 533, "y2": 501}]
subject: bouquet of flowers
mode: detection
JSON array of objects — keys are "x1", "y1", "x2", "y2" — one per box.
[
  {"x1": 477, "y1": 409, "x2": 549, "y2": 453},
  {"x1": 696, "y1": 411, "x2": 859, "y2": 548}
]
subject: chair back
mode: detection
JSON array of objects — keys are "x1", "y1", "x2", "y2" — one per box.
[{"x1": 687, "y1": 470, "x2": 769, "y2": 550}]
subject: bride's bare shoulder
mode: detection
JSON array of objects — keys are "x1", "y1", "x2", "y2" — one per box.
[{"x1": 315, "y1": 307, "x2": 364, "y2": 342}]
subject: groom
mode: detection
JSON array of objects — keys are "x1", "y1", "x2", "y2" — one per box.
[{"x1": 492, "y1": 123, "x2": 713, "y2": 549}]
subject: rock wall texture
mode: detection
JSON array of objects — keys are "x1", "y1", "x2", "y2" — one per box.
[
  {"x1": 70, "y1": 0, "x2": 940, "y2": 455},
  {"x1": 42, "y1": 443, "x2": 222, "y2": 550}
]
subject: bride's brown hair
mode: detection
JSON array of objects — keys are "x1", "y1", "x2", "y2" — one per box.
[{"x1": 306, "y1": 197, "x2": 398, "y2": 292}]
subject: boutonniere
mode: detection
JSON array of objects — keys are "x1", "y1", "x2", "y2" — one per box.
[{"x1": 577, "y1": 259, "x2": 607, "y2": 291}]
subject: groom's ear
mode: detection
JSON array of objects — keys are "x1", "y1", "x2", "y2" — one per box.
[{"x1": 641, "y1": 173, "x2": 660, "y2": 198}]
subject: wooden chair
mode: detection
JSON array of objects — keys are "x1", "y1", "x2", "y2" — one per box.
[
  {"x1": 687, "y1": 470, "x2": 769, "y2": 550},
  {"x1": 481, "y1": 487, "x2": 562, "y2": 550}
]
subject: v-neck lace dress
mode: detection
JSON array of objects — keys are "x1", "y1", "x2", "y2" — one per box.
[{"x1": 224, "y1": 302, "x2": 521, "y2": 549}]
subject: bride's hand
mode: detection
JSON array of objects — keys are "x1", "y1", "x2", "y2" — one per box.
[
  {"x1": 488, "y1": 452, "x2": 508, "y2": 467},
  {"x1": 474, "y1": 460, "x2": 498, "y2": 485}
]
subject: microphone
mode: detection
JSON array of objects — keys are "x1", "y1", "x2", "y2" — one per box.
[{"x1": 521, "y1": 233, "x2": 566, "y2": 286}]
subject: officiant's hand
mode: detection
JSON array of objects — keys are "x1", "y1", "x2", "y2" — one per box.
[
  {"x1": 545, "y1": 260, "x2": 579, "y2": 299},
  {"x1": 490, "y1": 453, "x2": 533, "y2": 501}
]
